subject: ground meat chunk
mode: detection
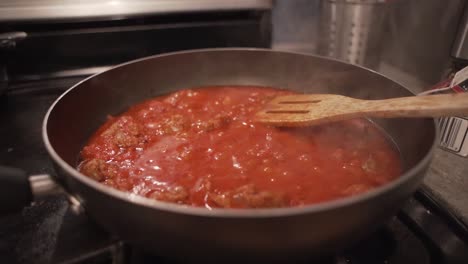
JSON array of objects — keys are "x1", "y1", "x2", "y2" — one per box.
[
  {"x1": 231, "y1": 184, "x2": 285, "y2": 208},
  {"x1": 149, "y1": 185, "x2": 188, "y2": 203},
  {"x1": 210, "y1": 184, "x2": 285, "y2": 208},
  {"x1": 197, "y1": 114, "x2": 231, "y2": 132},
  {"x1": 79, "y1": 159, "x2": 118, "y2": 181},
  {"x1": 209, "y1": 193, "x2": 231, "y2": 208},
  {"x1": 102, "y1": 116, "x2": 141, "y2": 148},
  {"x1": 161, "y1": 114, "x2": 190, "y2": 134}
]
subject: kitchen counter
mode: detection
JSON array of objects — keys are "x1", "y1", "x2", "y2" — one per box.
[{"x1": 424, "y1": 148, "x2": 468, "y2": 226}]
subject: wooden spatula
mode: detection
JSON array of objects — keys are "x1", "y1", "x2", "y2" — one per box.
[{"x1": 256, "y1": 93, "x2": 468, "y2": 127}]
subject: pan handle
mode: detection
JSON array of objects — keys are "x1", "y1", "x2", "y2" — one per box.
[
  {"x1": 0, "y1": 166, "x2": 64, "y2": 215},
  {"x1": 0, "y1": 166, "x2": 32, "y2": 215},
  {"x1": 29, "y1": 174, "x2": 63, "y2": 198}
]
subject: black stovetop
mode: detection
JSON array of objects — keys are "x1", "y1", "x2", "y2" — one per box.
[{"x1": 1, "y1": 78, "x2": 468, "y2": 264}]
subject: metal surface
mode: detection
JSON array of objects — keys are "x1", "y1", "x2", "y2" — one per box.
[
  {"x1": 0, "y1": 0, "x2": 272, "y2": 22},
  {"x1": 378, "y1": 0, "x2": 465, "y2": 89},
  {"x1": 29, "y1": 174, "x2": 62, "y2": 199},
  {"x1": 272, "y1": 0, "x2": 320, "y2": 53},
  {"x1": 452, "y1": 4, "x2": 468, "y2": 60},
  {"x1": 0, "y1": 32, "x2": 27, "y2": 49},
  {"x1": 272, "y1": 0, "x2": 465, "y2": 93},
  {"x1": 5, "y1": 11, "x2": 271, "y2": 82},
  {"x1": 0, "y1": 31, "x2": 27, "y2": 94},
  {"x1": 0, "y1": 67, "x2": 6, "y2": 95},
  {"x1": 399, "y1": 191, "x2": 468, "y2": 264},
  {"x1": 42, "y1": 49, "x2": 437, "y2": 262},
  {"x1": 327, "y1": 0, "x2": 386, "y2": 2},
  {"x1": 317, "y1": 0, "x2": 390, "y2": 69},
  {"x1": 15, "y1": 66, "x2": 113, "y2": 83}
]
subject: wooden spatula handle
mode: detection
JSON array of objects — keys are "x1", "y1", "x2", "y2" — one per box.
[{"x1": 359, "y1": 93, "x2": 468, "y2": 118}]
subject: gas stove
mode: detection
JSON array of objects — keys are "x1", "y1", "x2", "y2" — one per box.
[{"x1": 1, "y1": 76, "x2": 467, "y2": 264}]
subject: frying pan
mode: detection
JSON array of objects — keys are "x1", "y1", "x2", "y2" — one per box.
[{"x1": 0, "y1": 49, "x2": 437, "y2": 263}]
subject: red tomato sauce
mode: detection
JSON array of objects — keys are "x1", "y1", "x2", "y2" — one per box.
[{"x1": 78, "y1": 86, "x2": 401, "y2": 209}]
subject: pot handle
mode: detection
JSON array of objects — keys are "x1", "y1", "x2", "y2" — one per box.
[
  {"x1": 0, "y1": 166, "x2": 76, "y2": 215},
  {"x1": 0, "y1": 166, "x2": 32, "y2": 215}
]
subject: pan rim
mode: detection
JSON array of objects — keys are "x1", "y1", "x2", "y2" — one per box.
[{"x1": 42, "y1": 47, "x2": 439, "y2": 218}]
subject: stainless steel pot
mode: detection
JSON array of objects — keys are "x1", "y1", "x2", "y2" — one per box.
[{"x1": 3, "y1": 49, "x2": 438, "y2": 263}]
